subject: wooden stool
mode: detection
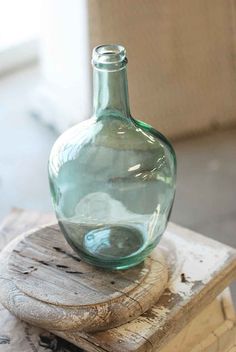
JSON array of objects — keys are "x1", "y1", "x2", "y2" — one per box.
[{"x1": 0, "y1": 209, "x2": 236, "y2": 352}]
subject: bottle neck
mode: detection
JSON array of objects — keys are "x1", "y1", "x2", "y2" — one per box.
[{"x1": 93, "y1": 65, "x2": 131, "y2": 118}]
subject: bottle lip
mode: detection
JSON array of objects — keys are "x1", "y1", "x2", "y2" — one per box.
[{"x1": 92, "y1": 44, "x2": 128, "y2": 71}]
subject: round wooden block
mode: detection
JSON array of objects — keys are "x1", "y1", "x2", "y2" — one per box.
[{"x1": 0, "y1": 224, "x2": 168, "y2": 332}]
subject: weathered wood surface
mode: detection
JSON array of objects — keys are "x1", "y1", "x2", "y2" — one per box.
[
  {"x1": 160, "y1": 288, "x2": 236, "y2": 352},
  {"x1": 54, "y1": 290, "x2": 236, "y2": 352},
  {"x1": 0, "y1": 209, "x2": 236, "y2": 352},
  {"x1": 0, "y1": 223, "x2": 168, "y2": 332},
  {"x1": 51, "y1": 222, "x2": 236, "y2": 352}
]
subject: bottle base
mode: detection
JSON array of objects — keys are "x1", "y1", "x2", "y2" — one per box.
[
  {"x1": 65, "y1": 240, "x2": 152, "y2": 270},
  {"x1": 59, "y1": 221, "x2": 155, "y2": 270}
]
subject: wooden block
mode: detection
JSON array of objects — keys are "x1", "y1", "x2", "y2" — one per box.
[
  {"x1": 158, "y1": 288, "x2": 236, "y2": 352},
  {"x1": 221, "y1": 289, "x2": 236, "y2": 322},
  {"x1": 228, "y1": 347, "x2": 236, "y2": 352},
  {"x1": 0, "y1": 224, "x2": 168, "y2": 332},
  {"x1": 181, "y1": 289, "x2": 236, "y2": 352},
  {"x1": 216, "y1": 321, "x2": 236, "y2": 351},
  {"x1": 189, "y1": 322, "x2": 236, "y2": 352},
  {"x1": 0, "y1": 209, "x2": 236, "y2": 352},
  {"x1": 54, "y1": 223, "x2": 236, "y2": 352},
  {"x1": 159, "y1": 295, "x2": 228, "y2": 352},
  {"x1": 192, "y1": 334, "x2": 218, "y2": 352}
]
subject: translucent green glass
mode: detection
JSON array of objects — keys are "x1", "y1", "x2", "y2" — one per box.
[{"x1": 48, "y1": 44, "x2": 176, "y2": 269}]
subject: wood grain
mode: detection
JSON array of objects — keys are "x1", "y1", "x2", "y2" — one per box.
[
  {"x1": 0, "y1": 223, "x2": 168, "y2": 332},
  {"x1": 52, "y1": 225, "x2": 236, "y2": 352},
  {"x1": 160, "y1": 288, "x2": 236, "y2": 352},
  {"x1": 0, "y1": 209, "x2": 236, "y2": 352}
]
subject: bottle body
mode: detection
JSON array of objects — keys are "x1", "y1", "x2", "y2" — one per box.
[{"x1": 48, "y1": 45, "x2": 176, "y2": 269}]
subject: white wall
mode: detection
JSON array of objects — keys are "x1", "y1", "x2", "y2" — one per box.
[{"x1": 33, "y1": 0, "x2": 92, "y2": 132}]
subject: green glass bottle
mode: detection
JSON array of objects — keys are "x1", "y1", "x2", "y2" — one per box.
[{"x1": 48, "y1": 44, "x2": 176, "y2": 269}]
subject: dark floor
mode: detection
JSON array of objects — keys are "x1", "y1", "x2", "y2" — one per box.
[
  {"x1": 0, "y1": 66, "x2": 235, "y2": 301},
  {"x1": 172, "y1": 129, "x2": 236, "y2": 249}
]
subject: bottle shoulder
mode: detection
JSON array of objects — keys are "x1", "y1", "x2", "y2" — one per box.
[
  {"x1": 49, "y1": 115, "x2": 176, "y2": 166},
  {"x1": 131, "y1": 117, "x2": 176, "y2": 162}
]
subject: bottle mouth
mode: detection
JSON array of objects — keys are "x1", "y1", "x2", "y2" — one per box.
[{"x1": 92, "y1": 44, "x2": 127, "y2": 71}]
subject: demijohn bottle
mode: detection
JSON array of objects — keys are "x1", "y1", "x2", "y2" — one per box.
[{"x1": 48, "y1": 44, "x2": 176, "y2": 269}]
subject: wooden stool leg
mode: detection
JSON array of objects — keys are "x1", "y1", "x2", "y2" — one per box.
[{"x1": 159, "y1": 288, "x2": 236, "y2": 352}]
